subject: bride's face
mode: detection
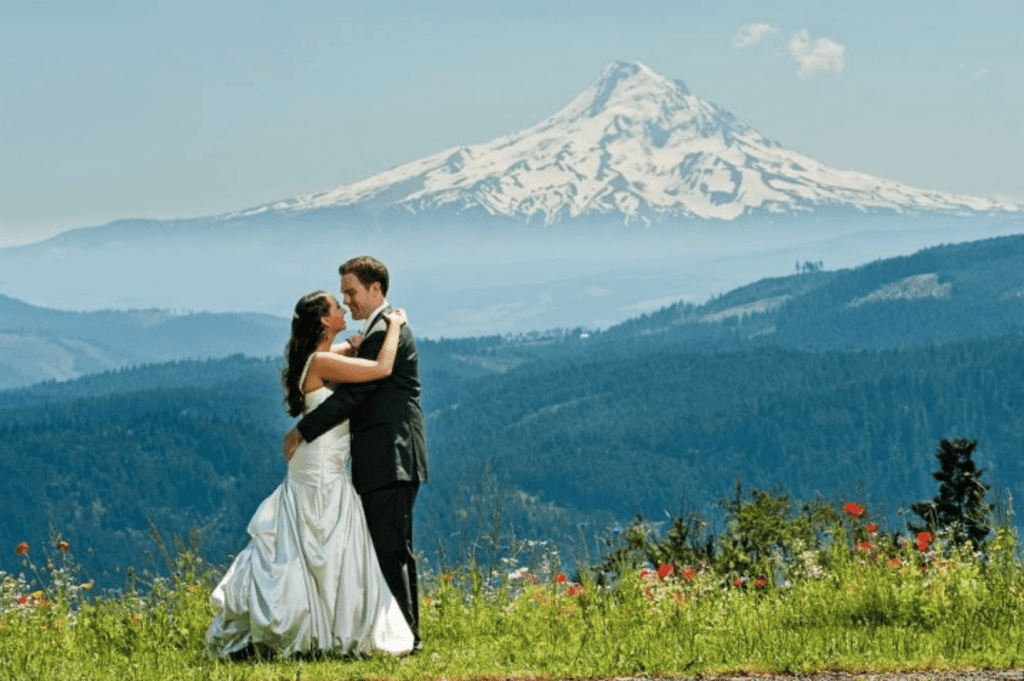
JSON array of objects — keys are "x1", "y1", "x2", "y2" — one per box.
[{"x1": 321, "y1": 297, "x2": 347, "y2": 335}]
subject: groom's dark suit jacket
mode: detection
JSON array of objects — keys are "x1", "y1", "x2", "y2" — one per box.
[{"x1": 296, "y1": 308, "x2": 429, "y2": 494}]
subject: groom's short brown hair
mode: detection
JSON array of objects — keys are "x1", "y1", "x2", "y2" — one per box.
[{"x1": 340, "y1": 256, "x2": 389, "y2": 296}]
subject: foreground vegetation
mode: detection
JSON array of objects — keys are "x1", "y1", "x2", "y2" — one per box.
[{"x1": 4, "y1": 484, "x2": 1024, "y2": 680}]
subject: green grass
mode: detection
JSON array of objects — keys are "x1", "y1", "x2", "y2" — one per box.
[{"x1": 4, "y1": 526, "x2": 1024, "y2": 680}]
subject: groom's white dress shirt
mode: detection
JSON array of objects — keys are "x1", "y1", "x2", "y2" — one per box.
[{"x1": 363, "y1": 300, "x2": 390, "y2": 336}]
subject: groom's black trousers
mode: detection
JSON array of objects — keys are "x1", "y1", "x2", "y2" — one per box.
[{"x1": 361, "y1": 481, "x2": 420, "y2": 641}]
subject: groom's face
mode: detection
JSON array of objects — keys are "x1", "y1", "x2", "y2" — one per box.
[{"x1": 341, "y1": 272, "x2": 382, "y2": 321}]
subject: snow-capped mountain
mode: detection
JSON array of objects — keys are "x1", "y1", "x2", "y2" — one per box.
[{"x1": 235, "y1": 61, "x2": 1018, "y2": 224}]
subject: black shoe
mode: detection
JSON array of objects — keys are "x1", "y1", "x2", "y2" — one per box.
[{"x1": 228, "y1": 642, "x2": 274, "y2": 662}]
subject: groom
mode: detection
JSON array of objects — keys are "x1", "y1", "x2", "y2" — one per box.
[{"x1": 282, "y1": 255, "x2": 428, "y2": 650}]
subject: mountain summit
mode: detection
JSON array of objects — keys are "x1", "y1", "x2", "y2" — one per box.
[{"x1": 226, "y1": 62, "x2": 1019, "y2": 224}]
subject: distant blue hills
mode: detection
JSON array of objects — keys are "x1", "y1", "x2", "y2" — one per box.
[{"x1": 0, "y1": 294, "x2": 287, "y2": 388}]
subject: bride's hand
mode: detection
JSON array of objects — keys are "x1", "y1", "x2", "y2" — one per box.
[
  {"x1": 347, "y1": 333, "x2": 363, "y2": 352},
  {"x1": 385, "y1": 309, "x2": 408, "y2": 327}
]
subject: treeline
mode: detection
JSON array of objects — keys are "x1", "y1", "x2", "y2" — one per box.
[{"x1": 422, "y1": 332, "x2": 1024, "y2": 536}]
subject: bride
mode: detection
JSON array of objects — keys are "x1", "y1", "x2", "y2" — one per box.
[{"x1": 206, "y1": 290, "x2": 415, "y2": 658}]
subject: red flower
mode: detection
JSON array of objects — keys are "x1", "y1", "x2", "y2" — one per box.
[
  {"x1": 17, "y1": 596, "x2": 29, "y2": 605},
  {"x1": 443, "y1": 572, "x2": 453, "y2": 582},
  {"x1": 14, "y1": 542, "x2": 28, "y2": 556},
  {"x1": 733, "y1": 577, "x2": 745, "y2": 588},
  {"x1": 639, "y1": 569, "x2": 653, "y2": 580},
  {"x1": 858, "y1": 541, "x2": 872, "y2": 552},
  {"x1": 555, "y1": 572, "x2": 567, "y2": 584},
  {"x1": 866, "y1": 523, "x2": 878, "y2": 534},
  {"x1": 674, "y1": 592, "x2": 684, "y2": 603},
  {"x1": 754, "y1": 577, "x2": 768, "y2": 589},
  {"x1": 888, "y1": 557, "x2": 902, "y2": 568},
  {"x1": 682, "y1": 568, "x2": 696, "y2": 581},
  {"x1": 657, "y1": 564, "x2": 673, "y2": 579},
  {"x1": 566, "y1": 585, "x2": 584, "y2": 596},
  {"x1": 56, "y1": 540, "x2": 70, "y2": 552},
  {"x1": 916, "y1": 532, "x2": 933, "y2": 551},
  {"x1": 843, "y1": 503, "x2": 865, "y2": 519}
]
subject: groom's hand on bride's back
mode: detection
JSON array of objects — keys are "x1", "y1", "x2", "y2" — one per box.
[{"x1": 282, "y1": 428, "x2": 302, "y2": 460}]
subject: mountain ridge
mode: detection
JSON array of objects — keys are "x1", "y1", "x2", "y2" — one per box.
[
  {"x1": 7, "y1": 231, "x2": 1024, "y2": 388},
  {"x1": 0, "y1": 295, "x2": 287, "y2": 388}
]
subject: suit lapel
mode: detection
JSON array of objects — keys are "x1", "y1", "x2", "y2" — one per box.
[
  {"x1": 367, "y1": 306, "x2": 390, "y2": 333},
  {"x1": 359, "y1": 305, "x2": 391, "y2": 357}
]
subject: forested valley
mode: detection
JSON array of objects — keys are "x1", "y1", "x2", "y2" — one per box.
[{"x1": 5, "y1": 233, "x2": 1024, "y2": 585}]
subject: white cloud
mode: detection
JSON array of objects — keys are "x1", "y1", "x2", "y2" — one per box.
[
  {"x1": 957, "y1": 61, "x2": 991, "y2": 80},
  {"x1": 732, "y1": 23, "x2": 777, "y2": 49},
  {"x1": 787, "y1": 30, "x2": 845, "y2": 77}
]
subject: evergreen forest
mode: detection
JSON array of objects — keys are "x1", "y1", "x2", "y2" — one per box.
[{"x1": 5, "y1": 233, "x2": 1024, "y2": 585}]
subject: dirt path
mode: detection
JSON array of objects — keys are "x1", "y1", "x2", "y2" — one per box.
[{"x1": 561, "y1": 672, "x2": 1024, "y2": 681}]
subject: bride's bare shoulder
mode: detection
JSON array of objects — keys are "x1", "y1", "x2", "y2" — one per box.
[{"x1": 302, "y1": 351, "x2": 333, "y2": 393}]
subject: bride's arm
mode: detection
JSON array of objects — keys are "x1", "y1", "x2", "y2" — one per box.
[
  {"x1": 285, "y1": 310, "x2": 408, "y2": 459},
  {"x1": 309, "y1": 311, "x2": 406, "y2": 384}
]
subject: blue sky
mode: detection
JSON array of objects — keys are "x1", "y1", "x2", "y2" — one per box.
[{"x1": 1, "y1": 0, "x2": 1021, "y2": 247}]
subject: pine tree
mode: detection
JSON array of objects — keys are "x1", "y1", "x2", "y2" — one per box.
[{"x1": 909, "y1": 438, "x2": 992, "y2": 548}]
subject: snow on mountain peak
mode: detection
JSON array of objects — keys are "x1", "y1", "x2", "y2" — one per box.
[
  {"x1": 239, "y1": 62, "x2": 1019, "y2": 224},
  {"x1": 573, "y1": 60, "x2": 690, "y2": 118}
]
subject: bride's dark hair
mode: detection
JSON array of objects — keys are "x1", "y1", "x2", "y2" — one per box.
[{"x1": 282, "y1": 290, "x2": 334, "y2": 417}]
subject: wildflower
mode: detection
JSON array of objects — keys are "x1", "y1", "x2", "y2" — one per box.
[
  {"x1": 566, "y1": 585, "x2": 584, "y2": 596},
  {"x1": 682, "y1": 568, "x2": 696, "y2": 581},
  {"x1": 674, "y1": 592, "x2": 684, "y2": 603},
  {"x1": 888, "y1": 557, "x2": 901, "y2": 568},
  {"x1": 754, "y1": 577, "x2": 768, "y2": 589},
  {"x1": 843, "y1": 503, "x2": 865, "y2": 519},
  {"x1": 555, "y1": 572, "x2": 567, "y2": 584},
  {"x1": 639, "y1": 569, "x2": 653, "y2": 580},
  {"x1": 733, "y1": 577, "x2": 745, "y2": 588},
  {"x1": 657, "y1": 564, "x2": 673, "y2": 579},
  {"x1": 443, "y1": 572, "x2": 453, "y2": 582},
  {"x1": 15, "y1": 542, "x2": 29, "y2": 556},
  {"x1": 866, "y1": 523, "x2": 878, "y2": 534},
  {"x1": 56, "y1": 540, "x2": 70, "y2": 552},
  {"x1": 17, "y1": 596, "x2": 29, "y2": 606},
  {"x1": 507, "y1": 567, "x2": 529, "y2": 581},
  {"x1": 916, "y1": 532, "x2": 933, "y2": 551},
  {"x1": 858, "y1": 541, "x2": 872, "y2": 552}
]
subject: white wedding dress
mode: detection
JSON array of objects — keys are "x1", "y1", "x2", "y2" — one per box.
[{"x1": 206, "y1": 381, "x2": 415, "y2": 658}]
